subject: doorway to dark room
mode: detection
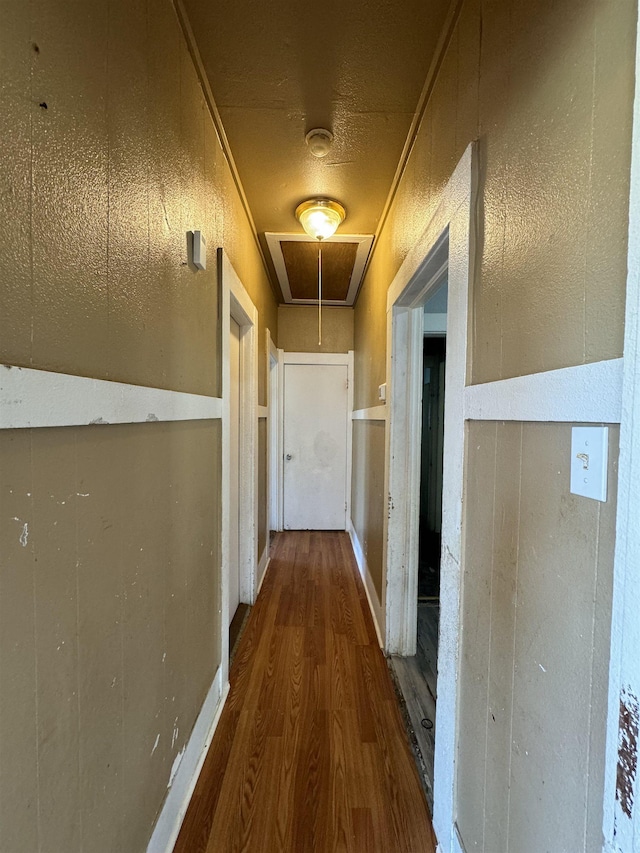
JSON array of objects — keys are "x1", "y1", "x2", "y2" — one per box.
[{"x1": 390, "y1": 280, "x2": 447, "y2": 810}]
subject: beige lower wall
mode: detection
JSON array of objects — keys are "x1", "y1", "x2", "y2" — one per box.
[
  {"x1": 0, "y1": 420, "x2": 221, "y2": 853},
  {"x1": 351, "y1": 420, "x2": 386, "y2": 602},
  {"x1": 457, "y1": 422, "x2": 618, "y2": 852},
  {"x1": 278, "y1": 305, "x2": 354, "y2": 353}
]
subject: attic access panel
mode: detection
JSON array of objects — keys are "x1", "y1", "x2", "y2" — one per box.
[{"x1": 265, "y1": 232, "x2": 374, "y2": 305}]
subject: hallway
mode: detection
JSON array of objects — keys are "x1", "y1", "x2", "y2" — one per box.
[{"x1": 174, "y1": 531, "x2": 436, "y2": 852}]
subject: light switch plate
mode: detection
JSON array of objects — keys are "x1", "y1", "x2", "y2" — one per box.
[
  {"x1": 570, "y1": 426, "x2": 608, "y2": 502},
  {"x1": 192, "y1": 230, "x2": 206, "y2": 270}
]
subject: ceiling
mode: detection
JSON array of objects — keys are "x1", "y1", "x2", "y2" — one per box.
[{"x1": 181, "y1": 0, "x2": 452, "y2": 303}]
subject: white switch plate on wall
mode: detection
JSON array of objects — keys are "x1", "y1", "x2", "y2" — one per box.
[
  {"x1": 192, "y1": 230, "x2": 206, "y2": 270},
  {"x1": 570, "y1": 426, "x2": 608, "y2": 502}
]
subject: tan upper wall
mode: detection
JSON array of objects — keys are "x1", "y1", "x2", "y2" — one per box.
[
  {"x1": 354, "y1": 0, "x2": 634, "y2": 407},
  {"x1": 278, "y1": 305, "x2": 354, "y2": 353},
  {"x1": 0, "y1": 0, "x2": 277, "y2": 401}
]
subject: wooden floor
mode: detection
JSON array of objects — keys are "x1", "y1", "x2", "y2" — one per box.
[
  {"x1": 174, "y1": 531, "x2": 436, "y2": 853},
  {"x1": 390, "y1": 602, "x2": 439, "y2": 810}
]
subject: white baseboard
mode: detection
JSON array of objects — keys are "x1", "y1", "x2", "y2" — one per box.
[
  {"x1": 256, "y1": 545, "x2": 270, "y2": 595},
  {"x1": 347, "y1": 519, "x2": 384, "y2": 647},
  {"x1": 453, "y1": 823, "x2": 466, "y2": 853},
  {"x1": 434, "y1": 826, "x2": 466, "y2": 853},
  {"x1": 147, "y1": 669, "x2": 230, "y2": 853}
]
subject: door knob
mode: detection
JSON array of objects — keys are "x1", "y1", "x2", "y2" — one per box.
[{"x1": 286, "y1": 453, "x2": 292, "y2": 461}]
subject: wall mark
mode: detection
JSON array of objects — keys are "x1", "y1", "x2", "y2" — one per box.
[
  {"x1": 19, "y1": 522, "x2": 29, "y2": 547},
  {"x1": 617, "y1": 687, "x2": 639, "y2": 819},
  {"x1": 168, "y1": 746, "x2": 185, "y2": 789}
]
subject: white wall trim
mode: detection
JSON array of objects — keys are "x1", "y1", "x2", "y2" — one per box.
[
  {"x1": 0, "y1": 365, "x2": 222, "y2": 429},
  {"x1": 348, "y1": 519, "x2": 384, "y2": 648},
  {"x1": 352, "y1": 405, "x2": 388, "y2": 421},
  {"x1": 257, "y1": 405, "x2": 268, "y2": 419},
  {"x1": 220, "y1": 249, "x2": 258, "y2": 685},
  {"x1": 384, "y1": 143, "x2": 476, "y2": 853},
  {"x1": 256, "y1": 546, "x2": 270, "y2": 594},
  {"x1": 437, "y1": 833, "x2": 465, "y2": 853},
  {"x1": 276, "y1": 349, "x2": 285, "y2": 531},
  {"x1": 267, "y1": 334, "x2": 282, "y2": 532},
  {"x1": 257, "y1": 547, "x2": 270, "y2": 592},
  {"x1": 147, "y1": 669, "x2": 228, "y2": 853},
  {"x1": 603, "y1": 2, "x2": 640, "y2": 848},
  {"x1": 464, "y1": 358, "x2": 623, "y2": 424}
]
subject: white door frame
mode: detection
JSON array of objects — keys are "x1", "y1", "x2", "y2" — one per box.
[
  {"x1": 278, "y1": 351, "x2": 354, "y2": 531},
  {"x1": 383, "y1": 144, "x2": 476, "y2": 853},
  {"x1": 220, "y1": 249, "x2": 258, "y2": 682},
  {"x1": 267, "y1": 330, "x2": 283, "y2": 533}
]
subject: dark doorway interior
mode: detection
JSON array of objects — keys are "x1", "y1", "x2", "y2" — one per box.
[{"x1": 418, "y1": 336, "x2": 446, "y2": 601}]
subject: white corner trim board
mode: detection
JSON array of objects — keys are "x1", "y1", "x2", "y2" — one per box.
[
  {"x1": 147, "y1": 668, "x2": 228, "y2": 853},
  {"x1": 464, "y1": 358, "x2": 623, "y2": 424},
  {"x1": 0, "y1": 365, "x2": 222, "y2": 430},
  {"x1": 603, "y1": 4, "x2": 640, "y2": 849}
]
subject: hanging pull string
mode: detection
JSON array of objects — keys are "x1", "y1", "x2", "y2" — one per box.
[{"x1": 318, "y1": 244, "x2": 322, "y2": 346}]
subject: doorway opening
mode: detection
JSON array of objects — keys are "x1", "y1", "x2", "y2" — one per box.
[
  {"x1": 383, "y1": 145, "x2": 475, "y2": 851},
  {"x1": 228, "y1": 315, "x2": 246, "y2": 655},
  {"x1": 220, "y1": 249, "x2": 258, "y2": 683},
  {"x1": 389, "y1": 277, "x2": 447, "y2": 810}
]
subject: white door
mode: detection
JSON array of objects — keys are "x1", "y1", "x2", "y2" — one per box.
[
  {"x1": 228, "y1": 317, "x2": 241, "y2": 624},
  {"x1": 283, "y1": 362, "x2": 348, "y2": 530}
]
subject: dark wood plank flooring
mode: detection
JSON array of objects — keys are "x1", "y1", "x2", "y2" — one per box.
[{"x1": 174, "y1": 531, "x2": 436, "y2": 853}]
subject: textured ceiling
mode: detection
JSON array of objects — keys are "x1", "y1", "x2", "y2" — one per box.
[{"x1": 181, "y1": 0, "x2": 452, "y2": 301}]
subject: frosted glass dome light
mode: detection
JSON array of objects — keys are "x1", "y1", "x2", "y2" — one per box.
[{"x1": 295, "y1": 198, "x2": 346, "y2": 241}]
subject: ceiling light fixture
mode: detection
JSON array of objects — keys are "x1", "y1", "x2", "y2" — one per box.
[
  {"x1": 295, "y1": 198, "x2": 346, "y2": 241},
  {"x1": 295, "y1": 198, "x2": 347, "y2": 346}
]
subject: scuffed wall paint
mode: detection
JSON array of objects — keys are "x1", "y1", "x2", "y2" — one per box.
[{"x1": 617, "y1": 688, "x2": 639, "y2": 820}]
